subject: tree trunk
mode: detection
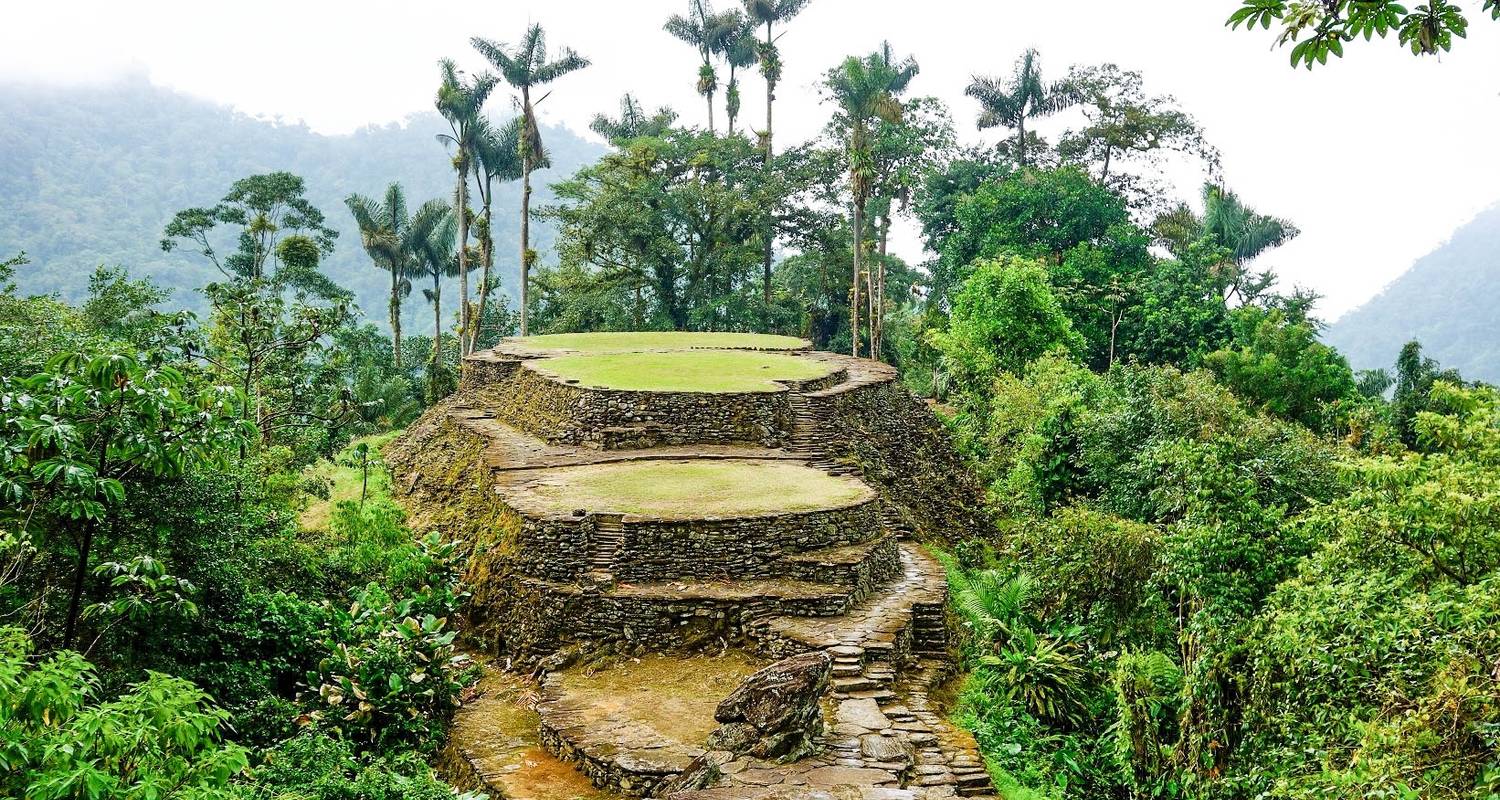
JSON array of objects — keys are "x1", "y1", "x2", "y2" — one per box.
[
  {"x1": 471, "y1": 177, "x2": 494, "y2": 353},
  {"x1": 1017, "y1": 115, "x2": 1027, "y2": 167},
  {"x1": 456, "y1": 165, "x2": 469, "y2": 356},
  {"x1": 61, "y1": 520, "x2": 95, "y2": 650},
  {"x1": 876, "y1": 214, "x2": 891, "y2": 360},
  {"x1": 706, "y1": 91, "x2": 715, "y2": 134},
  {"x1": 520, "y1": 89, "x2": 533, "y2": 338},
  {"x1": 760, "y1": 28, "x2": 776, "y2": 327},
  {"x1": 432, "y1": 275, "x2": 443, "y2": 391},
  {"x1": 390, "y1": 268, "x2": 403, "y2": 369},
  {"x1": 851, "y1": 197, "x2": 862, "y2": 358}
]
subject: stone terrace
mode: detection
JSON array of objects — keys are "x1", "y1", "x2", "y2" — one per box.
[{"x1": 390, "y1": 333, "x2": 996, "y2": 799}]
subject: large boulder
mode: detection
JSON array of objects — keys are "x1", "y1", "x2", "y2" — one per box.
[{"x1": 707, "y1": 650, "x2": 831, "y2": 760}]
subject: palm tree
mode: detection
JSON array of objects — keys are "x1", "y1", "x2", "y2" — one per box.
[
  {"x1": 965, "y1": 48, "x2": 1076, "y2": 168},
  {"x1": 824, "y1": 45, "x2": 918, "y2": 358},
  {"x1": 719, "y1": 13, "x2": 756, "y2": 135},
  {"x1": 472, "y1": 26, "x2": 590, "y2": 338},
  {"x1": 412, "y1": 201, "x2": 460, "y2": 400},
  {"x1": 665, "y1": 0, "x2": 733, "y2": 133},
  {"x1": 469, "y1": 117, "x2": 526, "y2": 353},
  {"x1": 1153, "y1": 182, "x2": 1299, "y2": 304},
  {"x1": 435, "y1": 59, "x2": 497, "y2": 356},
  {"x1": 744, "y1": 0, "x2": 812, "y2": 310},
  {"x1": 590, "y1": 94, "x2": 678, "y2": 145},
  {"x1": 344, "y1": 184, "x2": 412, "y2": 367}
]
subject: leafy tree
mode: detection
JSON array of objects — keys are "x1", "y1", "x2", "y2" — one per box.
[
  {"x1": 913, "y1": 149, "x2": 1014, "y2": 253},
  {"x1": 411, "y1": 205, "x2": 461, "y2": 402},
  {"x1": 544, "y1": 129, "x2": 779, "y2": 331},
  {"x1": 1154, "y1": 182, "x2": 1299, "y2": 305},
  {"x1": 824, "y1": 44, "x2": 919, "y2": 357},
  {"x1": 930, "y1": 255, "x2": 1084, "y2": 398},
  {"x1": 1057, "y1": 64, "x2": 1217, "y2": 202},
  {"x1": 1227, "y1": 0, "x2": 1498, "y2": 68},
  {"x1": 472, "y1": 25, "x2": 590, "y2": 337},
  {"x1": 0, "y1": 627, "x2": 249, "y2": 799},
  {"x1": 433, "y1": 60, "x2": 496, "y2": 355},
  {"x1": 1204, "y1": 306, "x2": 1357, "y2": 429},
  {"x1": 0, "y1": 352, "x2": 248, "y2": 650},
  {"x1": 589, "y1": 94, "x2": 679, "y2": 145},
  {"x1": 965, "y1": 49, "x2": 1077, "y2": 168},
  {"x1": 1393, "y1": 339, "x2": 1466, "y2": 446}
]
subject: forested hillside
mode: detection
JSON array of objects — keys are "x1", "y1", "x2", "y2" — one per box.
[
  {"x1": 1327, "y1": 203, "x2": 1500, "y2": 384},
  {"x1": 0, "y1": 76, "x2": 602, "y2": 330}
]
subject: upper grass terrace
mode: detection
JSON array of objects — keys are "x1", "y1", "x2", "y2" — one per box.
[
  {"x1": 512, "y1": 331, "x2": 808, "y2": 354},
  {"x1": 532, "y1": 349, "x2": 835, "y2": 393}
]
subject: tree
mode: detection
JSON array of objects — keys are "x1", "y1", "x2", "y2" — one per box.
[
  {"x1": 344, "y1": 184, "x2": 423, "y2": 369},
  {"x1": 435, "y1": 59, "x2": 497, "y2": 356},
  {"x1": 468, "y1": 117, "x2": 526, "y2": 354},
  {"x1": 412, "y1": 203, "x2": 461, "y2": 401},
  {"x1": 0, "y1": 353, "x2": 248, "y2": 649},
  {"x1": 0, "y1": 627, "x2": 249, "y2": 798},
  {"x1": 590, "y1": 95, "x2": 679, "y2": 145},
  {"x1": 545, "y1": 129, "x2": 776, "y2": 331},
  {"x1": 664, "y1": 0, "x2": 739, "y2": 133},
  {"x1": 472, "y1": 26, "x2": 590, "y2": 338},
  {"x1": 930, "y1": 255, "x2": 1084, "y2": 397},
  {"x1": 721, "y1": 14, "x2": 758, "y2": 135},
  {"x1": 745, "y1": 0, "x2": 813, "y2": 309},
  {"x1": 965, "y1": 49, "x2": 1077, "y2": 168},
  {"x1": 1155, "y1": 182, "x2": 1299, "y2": 305},
  {"x1": 824, "y1": 44, "x2": 918, "y2": 358},
  {"x1": 162, "y1": 174, "x2": 352, "y2": 441},
  {"x1": 1058, "y1": 64, "x2": 1216, "y2": 194},
  {"x1": 1227, "y1": 0, "x2": 1498, "y2": 69},
  {"x1": 1204, "y1": 306, "x2": 1357, "y2": 429}
]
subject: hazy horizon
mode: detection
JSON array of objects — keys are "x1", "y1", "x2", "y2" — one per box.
[{"x1": 5, "y1": 0, "x2": 1499, "y2": 320}]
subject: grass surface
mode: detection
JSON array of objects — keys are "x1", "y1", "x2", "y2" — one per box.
[
  {"x1": 537, "y1": 350, "x2": 832, "y2": 392},
  {"x1": 517, "y1": 331, "x2": 807, "y2": 353},
  {"x1": 524, "y1": 459, "x2": 871, "y2": 516},
  {"x1": 298, "y1": 431, "x2": 401, "y2": 532}
]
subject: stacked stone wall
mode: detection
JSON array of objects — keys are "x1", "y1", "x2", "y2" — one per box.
[
  {"x1": 815, "y1": 380, "x2": 994, "y2": 543},
  {"x1": 610, "y1": 501, "x2": 879, "y2": 582},
  {"x1": 490, "y1": 364, "x2": 794, "y2": 450}
]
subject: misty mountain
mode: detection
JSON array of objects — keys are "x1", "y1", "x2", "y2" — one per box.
[
  {"x1": 0, "y1": 75, "x2": 603, "y2": 333},
  {"x1": 1325, "y1": 203, "x2": 1500, "y2": 384}
]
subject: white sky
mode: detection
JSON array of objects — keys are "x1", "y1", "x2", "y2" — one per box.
[{"x1": 4, "y1": 0, "x2": 1498, "y2": 320}]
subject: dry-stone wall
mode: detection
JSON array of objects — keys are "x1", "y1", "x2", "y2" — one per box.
[{"x1": 490, "y1": 363, "x2": 793, "y2": 450}]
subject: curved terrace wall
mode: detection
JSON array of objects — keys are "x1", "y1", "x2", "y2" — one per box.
[{"x1": 498, "y1": 489, "x2": 882, "y2": 583}]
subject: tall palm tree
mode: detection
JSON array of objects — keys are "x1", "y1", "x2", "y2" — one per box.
[
  {"x1": 469, "y1": 117, "x2": 527, "y2": 353},
  {"x1": 472, "y1": 26, "x2": 590, "y2": 338},
  {"x1": 666, "y1": 0, "x2": 741, "y2": 131},
  {"x1": 965, "y1": 48, "x2": 1076, "y2": 168},
  {"x1": 344, "y1": 184, "x2": 412, "y2": 367},
  {"x1": 412, "y1": 201, "x2": 460, "y2": 399},
  {"x1": 719, "y1": 13, "x2": 756, "y2": 135},
  {"x1": 744, "y1": 0, "x2": 812, "y2": 310},
  {"x1": 590, "y1": 94, "x2": 679, "y2": 145},
  {"x1": 436, "y1": 59, "x2": 497, "y2": 356},
  {"x1": 824, "y1": 45, "x2": 917, "y2": 358}
]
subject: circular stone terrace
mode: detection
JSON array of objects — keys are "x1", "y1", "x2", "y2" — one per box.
[
  {"x1": 503, "y1": 458, "x2": 873, "y2": 518},
  {"x1": 507, "y1": 331, "x2": 811, "y2": 355}
]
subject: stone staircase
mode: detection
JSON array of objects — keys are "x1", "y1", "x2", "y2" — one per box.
[{"x1": 787, "y1": 391, "x2": 857, "y2": 476}]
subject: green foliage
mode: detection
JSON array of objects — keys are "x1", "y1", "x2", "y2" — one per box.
[
  {"x1": 302, "y1": 534, "x2": 470, "y2": 753},
  {"x1": 0, "y1": 627, "x2": 249, "y2": 799},
  {"x1": 1204, "y1": 306, "x2": 1357, "y2": 430},
  {"x1": 931, "y1": 256, "x2": 1084, "y2": 398},
  {"x1": 1226, "y1": 0, "x2": 1494, "y2": 68},
  {"x1": 243, "y1": 732, "x2": 482, "y2": 800}
]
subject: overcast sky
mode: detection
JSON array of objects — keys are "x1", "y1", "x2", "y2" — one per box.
[{"x1": 4, "y1": 0, "x2": 1498, "y2": 319}]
